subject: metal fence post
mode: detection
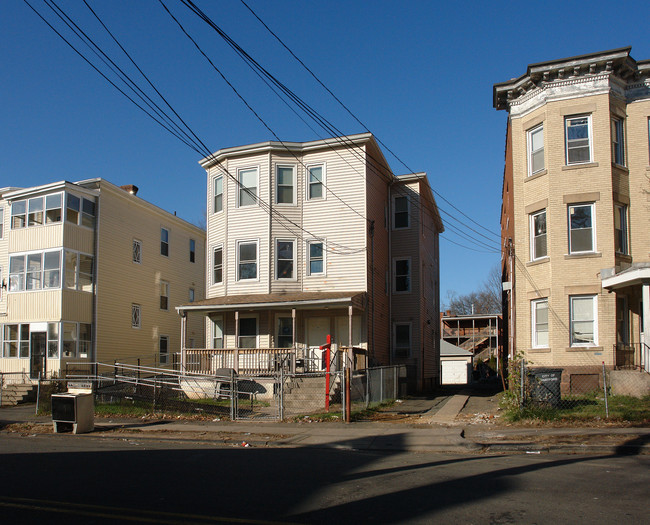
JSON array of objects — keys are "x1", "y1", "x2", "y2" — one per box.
[
  {"x1": 152, "y1": 378, "x2": 156, "y2": 415},
  {"x1": 602, "y1": 361, "x2": 609, "y2": 419},
  {"x1": 279, "y1": 366, "x2": 284, "y2": 421},
  {"x1": 380, "y1": 367, "x2": 384, "y2": 403},
  {"x1": 365, "y1": 368, "x2": 370, "y2": 410}
]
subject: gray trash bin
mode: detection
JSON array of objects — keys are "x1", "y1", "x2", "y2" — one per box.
[{"x1": 528, "y1": 368, "x2": 562, "y2": 407}]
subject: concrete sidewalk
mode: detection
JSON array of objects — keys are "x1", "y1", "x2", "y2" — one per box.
[{"x1": 2, "y1": 397, "x2": 649, "y2": 455}]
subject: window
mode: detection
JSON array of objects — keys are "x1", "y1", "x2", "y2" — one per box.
[
  {"x1": 307, "y1": 241, "x2": 324, "y2": 275},
  {"x1": 238, "y1": 168, "x2": 258, "y2": 207},
  {"x1": 393, "y1": 196, "x2": 409, "y2": 229},
  {"x1": 614, "y1": 204, "x2": 628, "y2": 255},
  {"x1": 276, "y1": 239, "x2": 294, "y2": 279},
  {"x1": 159, "y1": 335, "x2": 169, "y2": 364},
  {"x1": 190, "y1": 239, "x2": 196, "y2": 263},
  {"x1": 568, "y1": 204, "x2": 595, "y2": 253},
  {"x1": 528, "y1": 124, "x2": 545, "y2": 175},
  {"x1": 11, "y1": 200, "x2": 26, "y2": 229},
  {"x1": 62, "y1": 322, "x2": 77, "y2": 358},
  {"x1": 3, "y1": 324, "x2": 19, "y2": 357},
  {"x1": 277, "y1": 317, "x2": 293, "y2": 348},
  {"x1": 66, "y1": 194, "x2": 80, "y2": 224},
  {"x1": 394, "y1": 258, "x2": 411, "y2": 293},
  {"x1": 63, "y1": 251, "x2": 93, "y2": 291},
  {"x1": 0, "y1": 207, "x2": 3, "y2": 238},
  {"x1": 189, "y1": 288, "x2": 195, "y2": 302},
  {"x1": 26, "y1": 253, "x2": 42, "y2": 290},
  {"x1": 307, "y1": 165, "x2": 324, "y2": 200},
  {"x1": 9, "y1": 255, "x2": 25, "y2": 291},
  {"x1": 213, "y1": 246, "x2": 223, "y2": 284},
  {"x1": 8, "y1": 250, "x2": 61, "y2": 291},
  {"x1": 161, "y1": 228, "x2": 169, "y2": 256},
  {"x1": 570, "y1": 295, "x2": 597, "y2": 346},
  {"x1": 394, "y1": 323, "x2": 411, "y2": 358},
  {"x1": 530, "y1": 210, "x2": 547, "y2": 260},
  {"x1": 133, "y1": 239, "x2": 142, "y2": 264},
  {"x1": 43, "y1": 251, "x2": 61, "y2": 288},
  {"x1": 78, "y1": 323, "x2": 91, "y2": 358},
  {"x1": 238, "y1": 241, "x2": 258, "y2": 280},
  {"x1": 276, "y1": 165, "x2": 295, "y2": 204},
  {"x1": 45, "y1": 194, "x2": 62, "y2": 223},
  {"x1": 212, "y1": 317, "x2": 223, "y2": 349},
  {"x1": 81, "y1": 198, "x2": 96, "y2": 228},
  {"x1": 160, "y1": 281, "x2": 169, "y2": 310},
  {"x1": 47, "y1": 323, "x2": 59, "y2": 359},
  {"x1": 78, "y1": 255, "x2": 93, "y2": 292},
  {"x1": 612, "y1": 117, "x2": 625, "y2": 166},
  {"x1": 532, "y1": 299, "x2": 549, "y2": 348},
  {"x1": 238, "y1": 317, "x2": 257, "y2": 348},
  {"x1": 565, "y1": 115, "x2": 592, "y2": 164},
  {"x1": 214, "y1": 175, "x2": 223, "y2": 213},
  {"x1": 28, "y1": 197, "x2": 44, "y2": 226},
  {"x1": 65, "y1": 251, "x2": 78, "y2": 290},
  {"x1": 616, "y1": 295, "x2": 629, "y2": 344},
  {"x1": 132, "y1": 304, "x2": 141, "y2": 329}
]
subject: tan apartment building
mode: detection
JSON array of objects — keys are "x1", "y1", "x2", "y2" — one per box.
[
  {"x1": 0, "y1": 179, "x2": 205, "y2": 380},
  {"x1": 177, "y1": 133, "x2": 443, "y2": 392},
  {"x1": 494, "y1": 47, "x2": 650, "y2": 389}
]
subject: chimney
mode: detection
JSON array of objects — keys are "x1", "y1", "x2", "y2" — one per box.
[{"x1": 120, "y1": 184, "x2": 139, "y2": 196}]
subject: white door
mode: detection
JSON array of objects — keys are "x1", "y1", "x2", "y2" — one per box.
[
  {"x1": 306, "y1": 317, "x2": 330, "y2": 371},
  {"x1": 442, "y1": 360, "x2": 469, "y2": 385}
]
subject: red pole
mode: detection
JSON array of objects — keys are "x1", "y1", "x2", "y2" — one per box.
[{"x1": 323, "y1": 335, "x2": 331, "y2": 412}]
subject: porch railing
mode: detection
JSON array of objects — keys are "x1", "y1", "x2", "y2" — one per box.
[
  {"x1": 614, "y1": 342, "x2": 650, "y2": 372},
  {"x1": 173, "y1": 348, "x2": 295, "y2": 375}
]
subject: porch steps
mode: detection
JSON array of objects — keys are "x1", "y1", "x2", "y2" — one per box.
[
  {"x1": 282, "y1": 375, "x2": 341, "y2": 413},
  {"x1": 0, "y1": 383, "x2": 37, "y2": 407}
]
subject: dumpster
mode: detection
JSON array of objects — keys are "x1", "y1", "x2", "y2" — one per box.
[
  {"x1": 528, "y1": 368, "x2": 562, "y2": 407},
  {"x1": 52, "y1": 392, "x2": 94, "y2": 434}
]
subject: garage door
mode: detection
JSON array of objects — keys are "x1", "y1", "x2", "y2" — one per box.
[{"x1": 442, "y1": 360, "x2": 469, "y2": 385}]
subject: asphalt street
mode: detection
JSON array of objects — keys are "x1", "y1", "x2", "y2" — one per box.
[{"x1": 1, "y1": 432, "x2": 648, "y2": 524}]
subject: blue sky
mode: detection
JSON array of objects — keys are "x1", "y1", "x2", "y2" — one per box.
[{"x1": 2, "y1": 0, "x2": 649, "y2": 303}]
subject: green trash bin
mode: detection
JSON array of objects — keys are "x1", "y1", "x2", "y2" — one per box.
[{"x1": 528, "y1": 368, "x2": 562, "y2": 407}]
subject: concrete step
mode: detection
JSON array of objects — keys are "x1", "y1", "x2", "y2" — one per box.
[{"x1": 1, "y1": 383, "x2": 37, "y2": 406}]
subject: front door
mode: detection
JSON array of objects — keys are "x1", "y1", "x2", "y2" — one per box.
[
  {"x1": 306, "y1": 317, "x2": 330, "y2": 371},
  {"x1": 30, "y1": 331, "x2": 47, "y2": 380}
]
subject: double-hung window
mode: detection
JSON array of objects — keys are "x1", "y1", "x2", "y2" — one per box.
[
  {"x1": 11, "y1": 200, "x2": 26, "y2": 229},
  {"x1": 238, "y1": 241, "x2": 258, "y2": 280},
  {"x1": 64, "y1": 251, "x2": 94, "y2": 291},
  {"x1": 45, "y1": 194, "x2": 62, "y2": 223},
  {"x1": 8, "y1": 250, "x2": 61, "y2": 291},
  {"x1": 160, "y1": 281, "x2": 169, "y2": 310},
  {"x1": 277, "y1": 317, "x2": 293, "y2": 348},
  {"x1": 568, "y1": 204, "x2": 595, "y2": 254},
  {"x1": 394, "y1": 323, "x2": 411, "y2": 358},
  {"x1": 212, "y1": 317, "x2": 224, "y2": 349},
  {"x1": 393, "y1": 196, "x2": 409, "y2": 229},
  {"x1": 238, "y1": 317, "x2": 257, "y2": 348},
  {"x1": 238, "y1": 168, "x2": 258, "y2": 207},
  {"x1": 159, "y1": 335, "x2": 169, "y2": 364},
  {"x1": 28, "y1": 197, "x2": 44, "y2": 226},
  {"x1": 612, "y1": 117, "x2": 625, "y2": 166},
  {"x1": 528, "y1": 124, "x2": 544, "y2": 175},
  {"x1": 276, "y1": 239, "x2": 294, "y2": 279},
  {"x1": 531, "y1": 299, "x2": 549, "y2": 348},
  {"x1": 530, "y1": 210, "x2": 547, "y2": 260},
  {"x1": 161, "y1": 228, "x2": 169, "y2": 256},
  {"x1": 394, "y1": 258, "x2": 411, "y2": 293},
  {"x1": 307, "y1": 241, "x2": 324, "y2": 275},
  {"x1": 213, "y1": 176, "x2": 223, "y2": 213},
  {"x1": 307, "y1": 165, "x2": 324, "y2": 200},
  {"x1": 276, "y1": 165, "x2": 295, "y2": 204},
  {"x1": 565, "y1": 115, "x2": 592, "y2": 164},
  {"x1": 570, "y1": 295, "x2": 597, "y2": 346},
  {"x1": 66, "y1": 194, "x2": 80, "y2": 224},
  {"x1": 614, "y1": 204, "x2": 628, "y2": 255},
  {"x1": 213, "y1": 246, "x2": 223, "y2": 284},
  {"x1": 190, "y1": 239, "x2": 196, "y2": 263}
]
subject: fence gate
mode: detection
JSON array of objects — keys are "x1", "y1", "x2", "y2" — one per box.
[{"x1": 234, "y1": 374, "x2": 281, "y2": 420}]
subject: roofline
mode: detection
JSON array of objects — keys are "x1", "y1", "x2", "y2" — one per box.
[
  {"x1": 602, "y1": 267, "x2": 650, "y2": 290},
  {"x1": 3, "y1": 180, "x2": 99, "y2": 200},
  {"x1": 199, "y1": 132, "x2": 375, "y2": 170},
  {"x1": 176, "y1": 296, "x2": 361, "y2": 313},
  {"x1": 441, "y1": 313, "x2": 502, "y2": 321},
  {"x1": 393, "y1": 172, "x2": 445, "y2": 233}
]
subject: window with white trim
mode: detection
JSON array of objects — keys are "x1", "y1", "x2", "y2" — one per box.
[
  {"x1": 213, "y1": 175, "x2": 223, "y2": 213},
  {"x1": 63, "y1": 251, "x2": 93, "y2": 292},
  {"x1": 238, "y1": 168, "x2": 258, "y2": 207},
  {"x1": 307, "y1": 241, "x2": 324, "y2": 275},
  {"x1": 614, "y1": 204, "x2": 628, "y2": 255},
  {"x1": 159, "y1": 335, "x2": 169, "y2": 364},
  {"x1": 276, "y1": 165, "x2": 295, "y2": 204},
  {"x1": 530, "y1": 210, "x2": 547, "y2": 260},
  {"x1": 213, "y1": 246, "x2": 223, "y2": 284},
  {"x1": 66, "y1": 194, "x2": 94, "y2": 226},
  {"x1": 531, "y1": 298, "x2": 549, "y2": 348},
  {"x1": 190, "y1": 239, "x2": 196, "y2": 263},
  {"x1": 393, "y1": 196, "x2": 409, "y2": 229},
  {"x1": 62, "y1": 322, "x2": 77, "y2": 358},
  {"x1": 528, "y1": 124, "x2": 544, "y2": 175},
  {"x1": 238, "y1": 241, "x2": 258, "y2": 280},
  {"x1": 28, "y1": 197, "x2": 44, "y2": 226},
  {"x1": 212, "y1": 317, "x2": 223, "y2": 349},
  {"x1": 133, "y1": 239, "x2": 142, "y2": 264},
  {"x1": 8, "y1": 250, "x2": 61, "y2": 292},
  {"x1": 612, "y1": 117, "x2": 625, "y2": 166},
  {"x1": 276, "y1": 239, "x2": 294, "y2": 279},
  {"x1": 161, "y1": 228, "x2": 169, "y2": 256},
  {"x1": 307, "y1": 165, "x2": 324, "y2": 200},
  {"x1": 160, "y1": 281, "x2": 169, "y2": 310},
  {"x1": 568, "y1": 203, "x2": 595, "y2": 254},
  {"x1": 565, "y1": 115, "x2": 592, "y2": 164},
  {"x1": 45, "y1": 194, "x2": 62, "y2": 224},
  {"x1": 81, "y1": 198, "x2": 96, "y2": 228},
  {"x1": 11, "y1": 200, "x2": 26, "y2": 229},
  {"x1": 78, "y1": 323, "x2": 91, "y2": 358},
  {"x1": 570, "y1": 295, "x2": 597, "y2": 346},
  {"x1": 393, "y1": 323, "x2": 411, "y2": 358},
  {"x1": 47, "y1": 322, "x2": 59, "y2": 359},
  {"x1": 132, "y1": 304, "x2": 141, "y2": 329},
  {"x1": 393, "y1": 258, "x2": 411, "y2": 293},
  {"x1": 238, "y1": 317, "x2": 257, "y2": 348}
]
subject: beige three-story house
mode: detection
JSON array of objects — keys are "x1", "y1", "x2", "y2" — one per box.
[
  {"x1": 177, "y1": 133, "x2": 443, "y2": 392},
  {"x1": 0, "y1": 179, "x2": 205, "y2": 380},
  {"x1": 494, "y1": 47, "x2": 650, "y2": 389}
]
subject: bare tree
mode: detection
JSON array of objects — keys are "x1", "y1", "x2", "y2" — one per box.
[{"x1": 445, "y1": 264, "x2": 502, "y2": 315}]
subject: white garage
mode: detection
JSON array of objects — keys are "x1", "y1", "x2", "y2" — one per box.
[{"x1": 440, "y1": 339, "x2": 472, "y2": 385}]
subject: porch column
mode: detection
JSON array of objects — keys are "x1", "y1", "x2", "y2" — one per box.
[
  {"x1": 180, "y1": 312, "x2": 187, "y2": 373},
  {"x1": 234, "y1": 310, "x2": 240, "y2": 374}
]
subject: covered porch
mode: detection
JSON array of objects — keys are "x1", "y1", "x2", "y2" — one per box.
[
  {"x1": 175, "y1": 292, "x2": 368, "y2": 375},
  {"x1": 601, "y1": 264, "x2": 650, "y2": 372}
]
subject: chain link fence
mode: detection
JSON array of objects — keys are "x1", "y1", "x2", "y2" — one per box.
[
  {"x1": 31, "y1": 362, "x2": 406, "y2": 421},
  {"x1": 504, "y1": 359, "x2": 650, "y2": 420}
]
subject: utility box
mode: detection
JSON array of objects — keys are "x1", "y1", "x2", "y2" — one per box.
[{"x1": 52, "y1": 393, "x2": 94, "y2": 434}]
